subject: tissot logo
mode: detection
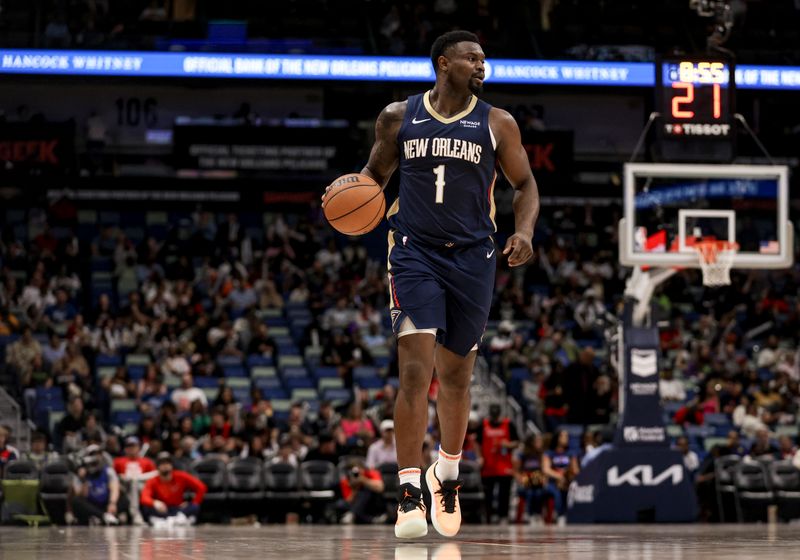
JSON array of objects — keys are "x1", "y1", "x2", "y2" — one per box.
[{"x1": 607, "y1": 464, "x2": 683, "y2": 487}]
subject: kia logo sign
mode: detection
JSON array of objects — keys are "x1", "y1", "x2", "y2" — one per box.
[{"x1": 607, "y1": 464, "x2": 683, "y2": 487}]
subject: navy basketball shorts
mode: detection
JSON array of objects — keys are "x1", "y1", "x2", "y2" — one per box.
[{"x1": 387, "y1": 229, "x2": 496, "y2": 357}]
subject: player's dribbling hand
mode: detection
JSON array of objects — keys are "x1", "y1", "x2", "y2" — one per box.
[
  {"x1": 503, "y1": 233, "x2": 534, "y2": 267},
  {"x1": 321, "y1": 183, "x2": 332, "y2": 201}
]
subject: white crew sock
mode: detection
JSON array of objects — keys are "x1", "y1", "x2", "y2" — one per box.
[
  {"x1": 398, "y1": 467, "x2": 422, "y2": 489},
  {"x1": 434, "y1": 448, "x2": 462, "y2": 481}
]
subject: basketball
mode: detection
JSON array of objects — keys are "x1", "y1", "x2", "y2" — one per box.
[{"x1": 323, "y1": 173, "x2": 385, "y2": 236}]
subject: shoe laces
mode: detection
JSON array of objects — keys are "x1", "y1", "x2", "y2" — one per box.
[
  {"x1": 399, "y1": 488, "x2": 425, "y2": 513},
  {"x1": 436, "y1": 481, "x2": 461, "y2": 514}
]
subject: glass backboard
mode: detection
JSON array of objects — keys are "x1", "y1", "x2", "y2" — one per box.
[{"x1": 619, "y1": 163, "x2": 793, "y2": 269}]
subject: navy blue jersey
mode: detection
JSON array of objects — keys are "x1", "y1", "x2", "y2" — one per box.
[{"x1": 388, "y1": 91, "x2": 497, "y2": 247}]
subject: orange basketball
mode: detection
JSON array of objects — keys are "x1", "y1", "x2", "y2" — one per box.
[{"x1": 323, "y1": 173, "x2": 385, "y2": 236}]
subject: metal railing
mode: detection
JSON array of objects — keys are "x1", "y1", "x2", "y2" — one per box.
[{"x1": 0, "y1": 386, "x2": 32, "y2": 452}]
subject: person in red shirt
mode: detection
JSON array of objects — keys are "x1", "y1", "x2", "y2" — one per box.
[
  {"x1": 113, "y1": 436, "x2": 157, "y2": 525},
  {"x1": 338, "y1": 457, "x2": 385, "y2": 524},
  {"x1": 140, "y1": 452, "x2": 206, "y2": 525},
  {"x1": 113, "y1": 436, "x2": 157, "y2": 477},
  {"x1": 476, "y1": 404, "x2": 519, "y2": 524}
]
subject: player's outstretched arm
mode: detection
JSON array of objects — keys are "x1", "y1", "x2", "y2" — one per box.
[
  {"x1": 361, "y1": 101, "x2": 406, "y2": 188},
  {"x1": 490, "y1": 107, "x2": 540, "y2": 267}
]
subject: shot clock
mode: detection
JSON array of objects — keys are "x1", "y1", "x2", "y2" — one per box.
[{"x1": 655, "y1": 56, "x2": 736, "y2": 162}]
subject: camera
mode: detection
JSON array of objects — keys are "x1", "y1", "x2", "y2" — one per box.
[{"x1": 349, "y1": 466, "x2": 361, "y2": 479}]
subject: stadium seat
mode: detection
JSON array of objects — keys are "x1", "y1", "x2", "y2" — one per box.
[
  {"x1": 312, "y1": 367, "x2": 339, "y2": 379},
  {"x1": 201, "y1": 388, "x2": 218, "y2": 402},
  {"x1": 112, "y1": 411, "x2": 141, "y2": 426},
  {"x1": 227, "y1": 458, "x2": 265, "y2": 508},
  {"x1": 356, "y1": 377, "x2": 384, "y2": 390},
  {"x1": 95, "y1": 354, "x2": 122, "y2": 367},
  {"x1": 225, "y1": 377, "x2": 251, "y2": 389},
  {"x1": 715, "y1": 455, "x2": 741, "y2": 522},
  {"x1": 282, "y1": 366, "x2": 309, "y2": 378},
  {"x1": 125, "y1": 353, "x2": 151, "y2": 366},
  {"x1": 127, "y1": 365, "x2": 146, "y2": 381},
  {"x1": 264, "y1": 463, "x2": 301, "y2": 500},
  {"x1": 251, "y1": 366, "x2": 278, "y2": 379},
  {"x1": 39, "y1": 460, "x2": 71, "y2": 525},
  {"x1": 703, "y1": 413, "x2": 730, "y2": 426},
  {"x1": 192, "y1": 458, "x2": 228, "y2": 521},
  {"x1": 322, "y1": 388, "x2": 352, "y2": 405},
  {"x1": 285, "y1": 377, "x2": 314, "y2": 391},
  {"x1": 378, "y1": 461, "x2": 399, "y2": 516},
  {"x1": 769, "y1": 461, "x2": 800, "y2": 521},
  {"x1": 247, "y1": 355, "x2": 274, "y2": 368},
  {"x1": 318, "y1": 377, "x2": 344, "y2": 391},
  {"x1": 734, "y1": 461, "x2": 773, "y2": 522},
  {"x1": 278, "y1": 355, "x2": 304, "y2": 368},
  {"x1": 352, "y1": 366, "x2": 378, "y2": 379},
  {"x1": 261, "y1": 388, "x2": 289, "y2": 400},
  {"x1": 291, "y1": 388, "x2": 318, "y2": 402},
  {"x1": 217, "y1": 356, "x2": 243, "y2": 367},
  {"x1": 299, "y1": 461, "x2": 338, "y2": 501},
  {"x1": 222, "y1": 366, "x2": 248, "y2": 378},
  {"x1": 194, "y1": 376, "x2": 220, "y2": 389},
  {"x1": 96, "y1": 366, "x2": 117, "y2": 380},
  {"x1": 457, "y1": 460, "x2": 485, "y2": 523},
  {"x1": 4, "y1": 461, "x2": 39, "y2": 480}
]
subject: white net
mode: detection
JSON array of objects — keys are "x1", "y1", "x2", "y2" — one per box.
[{"x1": 693, "y1": 241, "x2": 738, "y2": 287}]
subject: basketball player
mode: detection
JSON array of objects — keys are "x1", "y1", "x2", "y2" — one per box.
[{"x1": 325, "y1": 30, "x2": 539, "y2": 538}]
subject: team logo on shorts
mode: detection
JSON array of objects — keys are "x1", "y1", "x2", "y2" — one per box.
[{"x1": 391, "y1": 309, "x2": 402, "y2": 329}]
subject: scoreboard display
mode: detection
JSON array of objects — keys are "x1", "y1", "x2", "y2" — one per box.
[{"x1": 656, "y1": 57, "x2": 736, "y2": 162}]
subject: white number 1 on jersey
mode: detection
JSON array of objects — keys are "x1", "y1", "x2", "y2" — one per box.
[{"x1": 433, "y1": 164, "x2": 446, "y2": 204}]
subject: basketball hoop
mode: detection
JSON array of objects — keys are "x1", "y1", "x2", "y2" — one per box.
[{"x1": 692, "y1": 240, "x2": 738, "y2": 287}]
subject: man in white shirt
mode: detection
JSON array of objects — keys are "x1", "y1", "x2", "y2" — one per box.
[
  {"x1": 170, "y1": 373, "x2": 208, "y2": 413},
  {"x1": 675, "y1": 436, "x2": 699, "y2": 474},
  {"x1": 659, "y1": 369, "x2": 686, "y2": 401},
  {"x1": 366, "y1": 419, "x2": 398, "y2": 469}
]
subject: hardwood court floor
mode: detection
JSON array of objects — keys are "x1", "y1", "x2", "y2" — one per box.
[{"x1": 1, "y1": 523, "x2": 797, "y2": 559}]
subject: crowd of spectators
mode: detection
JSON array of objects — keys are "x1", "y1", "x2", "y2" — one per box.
[
  {"x1": 2, "y1": 1, "x2": 799, "y2": 63},
  {"x1": 1, "y1": 192, "x2": 799, "y2": 525}
]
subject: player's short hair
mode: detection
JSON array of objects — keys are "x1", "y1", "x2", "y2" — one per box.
[{"x1": 430, "y1": 30, "x2": 481, "y2": 73}]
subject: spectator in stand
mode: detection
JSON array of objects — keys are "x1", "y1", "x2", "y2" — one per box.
[
  {"x1": 42, "y1": 288, "x2": 77, "y2": 329},
  {"x1": 749, "y1": 428, "x2": 779, "y2": 458},
  {"x1": 21, "y1": 431, "x2": 57, "y2": 470},
  {"x1": 542, "y1": 430, "x2": 580, "y2": 525},
  {"x1": 339, "y1": 401, "x2": 376, "y2": 451},
  {"x1": 171, "y1": 372, "x2": 208, "y2": 412},
  {"x1": 247, "y1": 323, "x2": 278, "y2": 359},
  {"x1": 674, "y1": 400, "x2": 705, "y2": 426},
  {"x1": 513, "y1": 433, "x2": 557, "y2": 525},
  {"x1": 42, "y1": 331, "x2": 67, "y2": 371},
  {"x1": 138, "y1": 365, "x2": 168, "y2": 407},
  {"x1": 52, "y1": 342, "x2": 91, "y2": 398},
  {"x1": 5, "y1": 326, "x2": 43, "y2": 388},
  {"x1": 68, "y1": 445, "x2": 127, "y2": 525},
  {"x1": 659, "y1": 369, "x2": 686, "y2": 401},
  {"x1": 338, "y1": 457, "x2": 385, "y2": 525},
  {"x1": 271, "y1": 434, "x2": 299, "y2": 467},
  {"x1": 778, "y1": 435, "x2": 797, "y2": 459},
  {"x1": 366, "y1": 419, "x2": 397, "y2": 469},
  {"x1": 311, "y1": 400, "x2": 340, "y2": 436},
  {"x1": 140, "y1": 452, "x2": 206, "y2": 526},
  {"x1": 675, "y1": 436, "x2": 699, "y2": 476},
  {"x1": 563, "y1": 347, "x2": 599, "y2": 425},
  {"x1": 305, "y1": 431, "x2": 341, "y2": 464},
  {"x1": 0, "y1": 425, "x2": 20, "y2": 476},
  {"x1": 56, "y1": 396, "x2": 86, "y2": 453},
  {"x1": 476, "y1": 404, "x2": 519, "y2": 524}
]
